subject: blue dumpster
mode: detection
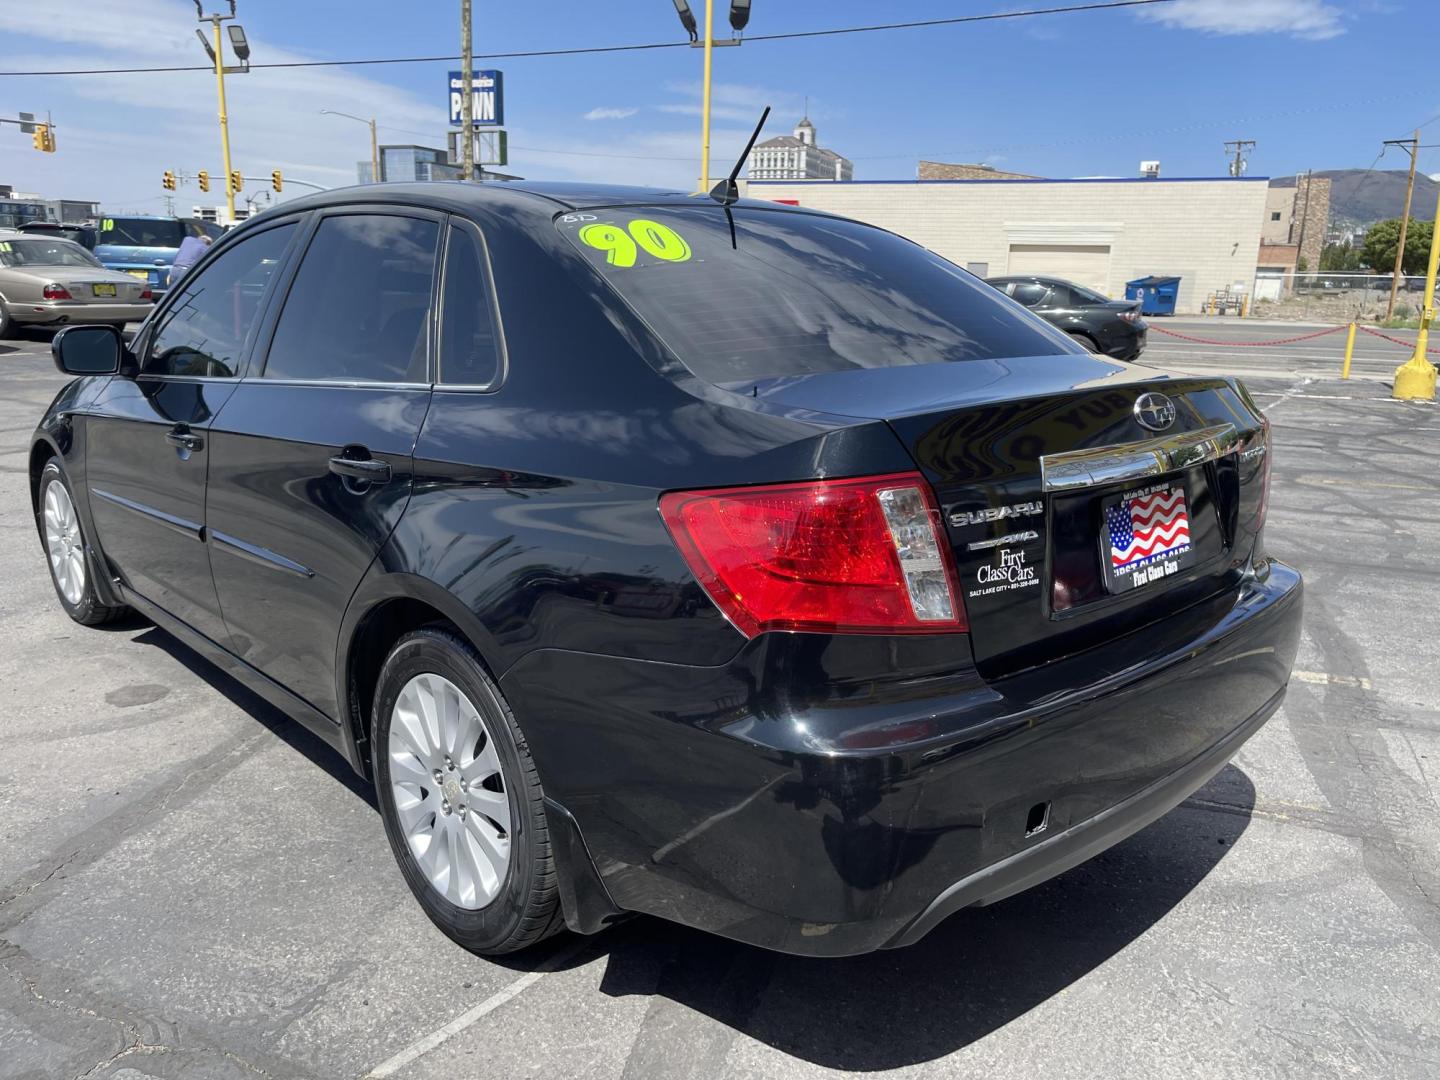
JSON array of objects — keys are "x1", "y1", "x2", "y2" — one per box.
[{"x1": 1124, "y1": 275, "x2": 1181, "y2": 316}]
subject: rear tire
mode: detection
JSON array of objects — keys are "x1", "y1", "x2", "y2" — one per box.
[
  {"x1": 0, "y1": 303, "x2": 16, "y2": 340},
  {"x1": 36, "y1": 460, "x2": 130, "y2": 626},
  {"x1": 372, "y1": 627, "x2": 564, "y2": 955},
  {"x1": 1068, "y1": 331, "x2": 1101, "y2": 353}
]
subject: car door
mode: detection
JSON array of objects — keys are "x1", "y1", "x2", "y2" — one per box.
[
  {"x1": 204, "y1": 208, "x2": 440, "y2": 719},
  {"x1": 83, "y1": 220, "x2": 299, "y2": 641}
]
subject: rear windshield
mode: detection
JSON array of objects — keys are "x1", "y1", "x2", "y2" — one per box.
[
  {"x1": 0, "y1": 238, "x2": 101, "y2": 268},
  {"x1": 98, "y1": 217, "x2": 186, "y2": 249},
  {"x1": 557, "y1": 205, "x2": 1072, "y2": 382}
]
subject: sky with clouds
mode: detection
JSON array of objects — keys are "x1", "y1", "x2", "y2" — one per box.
[{"x1": 1, "y1": 0, "x2": 1435, "y2": 213}]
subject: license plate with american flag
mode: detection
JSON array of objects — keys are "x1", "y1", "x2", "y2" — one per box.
[{"x1": 1102, "y1": 482, "x2": 1193, "y2": 591}]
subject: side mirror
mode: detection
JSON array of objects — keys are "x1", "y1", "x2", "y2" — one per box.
[{"x1": 52, "y1": 324, "x2": 124, "y2": 376}]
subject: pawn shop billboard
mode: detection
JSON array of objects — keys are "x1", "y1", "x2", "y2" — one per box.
[{"x1": 448, "y1": 70, "x2": 504, "y2": 127}]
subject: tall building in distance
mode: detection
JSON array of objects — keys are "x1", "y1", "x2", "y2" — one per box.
[{"x1": 747, "y1": 117, "x2": 853, "y2": 182}]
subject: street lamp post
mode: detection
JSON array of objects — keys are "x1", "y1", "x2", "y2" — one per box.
[
  {"x1": 194, "y1": 1, "x2": 250, "y2": 224},
  {"x1": 321, "y1": 109, "x2": 379, "y2": 182},
  {"x1": 673, "y1": 1, "x2": 750, "y2": 194}
]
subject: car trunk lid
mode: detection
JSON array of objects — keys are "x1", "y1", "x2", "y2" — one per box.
[{"x1": 742, "y1": 356, "x2": 1268, "y2": 679}]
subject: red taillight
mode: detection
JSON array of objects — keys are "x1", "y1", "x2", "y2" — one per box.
[
  {"x1": 659, "y1": 472, "x2": 967, "y2": 638},
  {"x1": 140, "y1": 286, "x2": 153, "y2": 300},
  {"x1": 42, "y1": 283, "x2": 72, "y2": 300},
  {"x1": 1119, "y1": 309, "x2": 1140, "y2": 323}
]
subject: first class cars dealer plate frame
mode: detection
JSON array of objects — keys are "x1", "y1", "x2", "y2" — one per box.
[{"x1": 1098, "y1": 478, "x2": 1203, "y2": 594}]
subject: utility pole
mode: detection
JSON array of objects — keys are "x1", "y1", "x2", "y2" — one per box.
[
  {"x1": 1224, "y1": 140, "x2": 1255, "y2": 178},
  {"x1": 460, "y1": 0, "x2": 474, "y2": 181},
  {"x1": 1383, "y1": 130, "x2": 1420, "y2": 321}
]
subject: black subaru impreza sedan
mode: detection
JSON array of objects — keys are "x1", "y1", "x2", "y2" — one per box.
[{"x1": 31, "y1": 182, "x2": 1300, "y2": 957}]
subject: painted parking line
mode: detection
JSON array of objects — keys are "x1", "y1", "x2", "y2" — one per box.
[
  {"x1": 1291, "y1": 670, "x2": 1373, "y2": 691},
  {"x1": 1297, "y1": 477, "x2": 1436, "y2": 493},
  {"x1": 363, "y1": 937, "x2": 594, "y2": 1078}
]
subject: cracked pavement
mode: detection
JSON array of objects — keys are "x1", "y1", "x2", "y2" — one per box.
[{"x1": 1, "y1": 327, "x2": 1438, "y2": 1079}]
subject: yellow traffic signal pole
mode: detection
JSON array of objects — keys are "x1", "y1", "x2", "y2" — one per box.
[
  {"x1": 210, "y1": 16, "x2": 237, "y2": 224},
  {"x1": 698, "y1": 0, "x2": 714, "y2": 193},
  {"x1": 1393, "y1": 187, "x2": 1440, "y2": 400}
]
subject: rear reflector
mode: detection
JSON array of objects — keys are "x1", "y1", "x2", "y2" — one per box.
[{"x1": 659, "y1": 472, "x2": 966, "y2": 638}]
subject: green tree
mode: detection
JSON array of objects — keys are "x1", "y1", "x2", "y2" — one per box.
[
  {"x1": 1360, "y1": 217, "x2": 1434, "y2": 275},
  {"x1": 1319, "y1": 240, "x2": 1362, "y2": 272}
]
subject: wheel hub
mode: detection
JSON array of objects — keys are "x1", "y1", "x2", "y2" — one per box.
[{"x1": 387, "y1": 672, "x2": 512, "y2": 909}]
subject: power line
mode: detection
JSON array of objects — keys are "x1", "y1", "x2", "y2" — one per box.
[{"x1": 0, "y1": 0, "x2": 1175, "y2": 77}]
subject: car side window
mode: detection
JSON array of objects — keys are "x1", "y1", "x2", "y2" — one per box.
[
  {"x1": 438, "y1": 223, "x2": 503, "y2": 387},
  {"x1": 262, "y1": 214, "x2": 440, "y2": 383},
  {"x1": 143, "y1": 222, "x2": 296, "y2": 378},
  {"x1": 1040, "y1": 285, "x2": 1074, "y2": 309},
  {"x1": 1011, "y1": 282, "x2": 1048, "y2": 308}
]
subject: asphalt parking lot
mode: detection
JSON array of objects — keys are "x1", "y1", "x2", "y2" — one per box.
[{"x1": 2, "y1": 322, "x2": 1438, "y2": 1080}]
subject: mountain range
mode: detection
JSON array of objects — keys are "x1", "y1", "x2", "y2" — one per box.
[{"x1": 1269, "y1": 169, "x2": 1439, "y2": 231}]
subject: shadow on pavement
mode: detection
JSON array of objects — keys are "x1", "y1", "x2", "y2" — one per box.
[{"x1": 130, "y1": 625, "x2": 378, "y2": 810}]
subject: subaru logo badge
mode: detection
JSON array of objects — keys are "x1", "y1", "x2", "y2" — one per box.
[{"x1": 1133, "y1": 392, "x2": 1177, "y2": 432}]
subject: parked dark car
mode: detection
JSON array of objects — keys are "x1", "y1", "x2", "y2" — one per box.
[
  {"x1": 32, "y1": 183, "x2": 1300, "y2": 958},
  {"x1": 987, "y1": 274, "x2": 1148, "y2": 361},
  {"x1": 17, "y1": 221, "x2": 97, "y2": 250}
]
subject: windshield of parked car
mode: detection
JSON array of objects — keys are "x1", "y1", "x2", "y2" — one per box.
[
  {"x1": 0, "y1": 238, "x2": 103, "y2": 269},
  {"x1": 557, "y1": 206, "x2": 1074, "y2": 382},
  {"x1": 98, "y1": 217, "x2": 186, "y2": 249}
]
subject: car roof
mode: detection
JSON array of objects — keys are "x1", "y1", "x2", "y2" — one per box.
[{"x1": 254, "y1": 180, "x2": 844, "y2": 224}]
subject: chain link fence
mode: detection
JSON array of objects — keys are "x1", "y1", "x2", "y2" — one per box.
[{"x1": 1250, "y1": 271, "x2": 1429, "y2": 325}]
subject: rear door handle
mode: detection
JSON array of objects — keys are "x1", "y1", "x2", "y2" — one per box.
[
  {"x1": 328, "y1": 455, "x2": 392, "y2": 484},
  {"x1": 165, "y1": 427, "x2": 204, "y2": 451}
]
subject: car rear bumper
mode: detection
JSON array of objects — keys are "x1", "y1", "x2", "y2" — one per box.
[
  {"x1": 502, "y1": 559, "x2": 1302, "y2": 956},
  {"x1": 9, "y1": 301, "x2": 153, "y2": 325}
]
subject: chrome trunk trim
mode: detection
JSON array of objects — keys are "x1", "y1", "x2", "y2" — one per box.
[{"x1": 1040, "y1": 423, "x2": 1239, "y2": 493}]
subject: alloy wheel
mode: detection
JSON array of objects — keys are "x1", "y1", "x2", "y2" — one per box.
[
  {"x1": 43, "y1": 480, "x2": 86, "y2": 606},
  {"x1": 387, "y1": 672, "x2": 512, "y2": 909}
]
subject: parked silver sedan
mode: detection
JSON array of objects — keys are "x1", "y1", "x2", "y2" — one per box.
[{"x1": 0, "y1": 233, "x2": 154, "y2": 337}]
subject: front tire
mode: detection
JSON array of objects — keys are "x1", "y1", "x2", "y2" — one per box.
[
  {"x1": 373, "y1": 627, "x2": 564, "y2": 955},
  {"x1": 36, "y1": 460, "x2": 130, "y2": 626}
]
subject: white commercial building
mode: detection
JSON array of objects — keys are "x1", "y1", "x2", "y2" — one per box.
[
  {"x1": 745, "y1": 176, "x2": 1268, "y2": 315},
  {"x1": 747, "y1": 118, "x2": 853, "y2": 182}
]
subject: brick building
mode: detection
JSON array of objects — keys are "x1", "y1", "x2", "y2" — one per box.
[
  {"x1": 744, "y1": 176, "x2": 1268, "y2": 315},
  {"x1": 1261, "y1": 175, "x2": 1330, "y2": 272}
]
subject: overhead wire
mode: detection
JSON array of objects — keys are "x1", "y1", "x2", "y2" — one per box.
[{"x1": 0, "y1": 0, "x2": 1176, "y2": 77}]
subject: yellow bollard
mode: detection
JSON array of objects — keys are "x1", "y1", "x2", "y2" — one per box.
[
  {"x1": 1342, "y1": 322, "x2": 1356, "y2": 380},
  {"x1": 1394, "y1": 190, "x2": 1439, "y2": 400}
]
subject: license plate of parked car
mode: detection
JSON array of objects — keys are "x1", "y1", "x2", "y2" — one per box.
[
  {"x1": 125, "y1": 270, "x2": 150, "y2": 281},
  {"x1": 92, "y1": 283, "x2": 117, "y2": 297},
  {"x1": 1101, "y1": 480, "x2": 1197, "y2": 593}
]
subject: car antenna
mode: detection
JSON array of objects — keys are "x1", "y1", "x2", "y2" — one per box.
[{"x1": 709, "y1": 106, "x2": 769, "y2": 249}]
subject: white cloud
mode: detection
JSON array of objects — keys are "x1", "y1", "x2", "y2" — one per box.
[
  {"x1": 1137, "y1": 0, "x2": 1346, "y2": 40},
  {"x1": 0, "y1": 0, "x2": 441, "y2": 208},
  {"x1": 582, "y1": 107, "x2": 638, "y2": 121}
]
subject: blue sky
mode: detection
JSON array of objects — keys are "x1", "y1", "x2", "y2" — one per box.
[{"x1": 2, "y1": 0, "x2": 1437, "y2": 212}]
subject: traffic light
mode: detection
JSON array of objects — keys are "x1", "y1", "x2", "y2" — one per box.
[
  {"x1": 271, "y1": 169, "x2": 283, "y2": 193},
  {"x1": 162, "y1": 170, "x2": 176, "y2": 191},
  {"x1": 229, "y1": 170, "x2": 243, "y2": 193},
  {"x1": 32, "y1": 123, "x2": 55, "y2": 153},
  {"x1": 197, "y1": 170, "x2": 210, "y2": 193}
]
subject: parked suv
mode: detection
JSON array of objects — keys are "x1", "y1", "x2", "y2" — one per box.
[
  {"x1": 988, "y1": 274, "x2": 1148, "y2": 361},
  {"x1": 93, "y1": 215, "x2": 224, "y2": 297},
  {"x1": 33, "y1": 183, "x2": 1299, "y2": 957}
]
